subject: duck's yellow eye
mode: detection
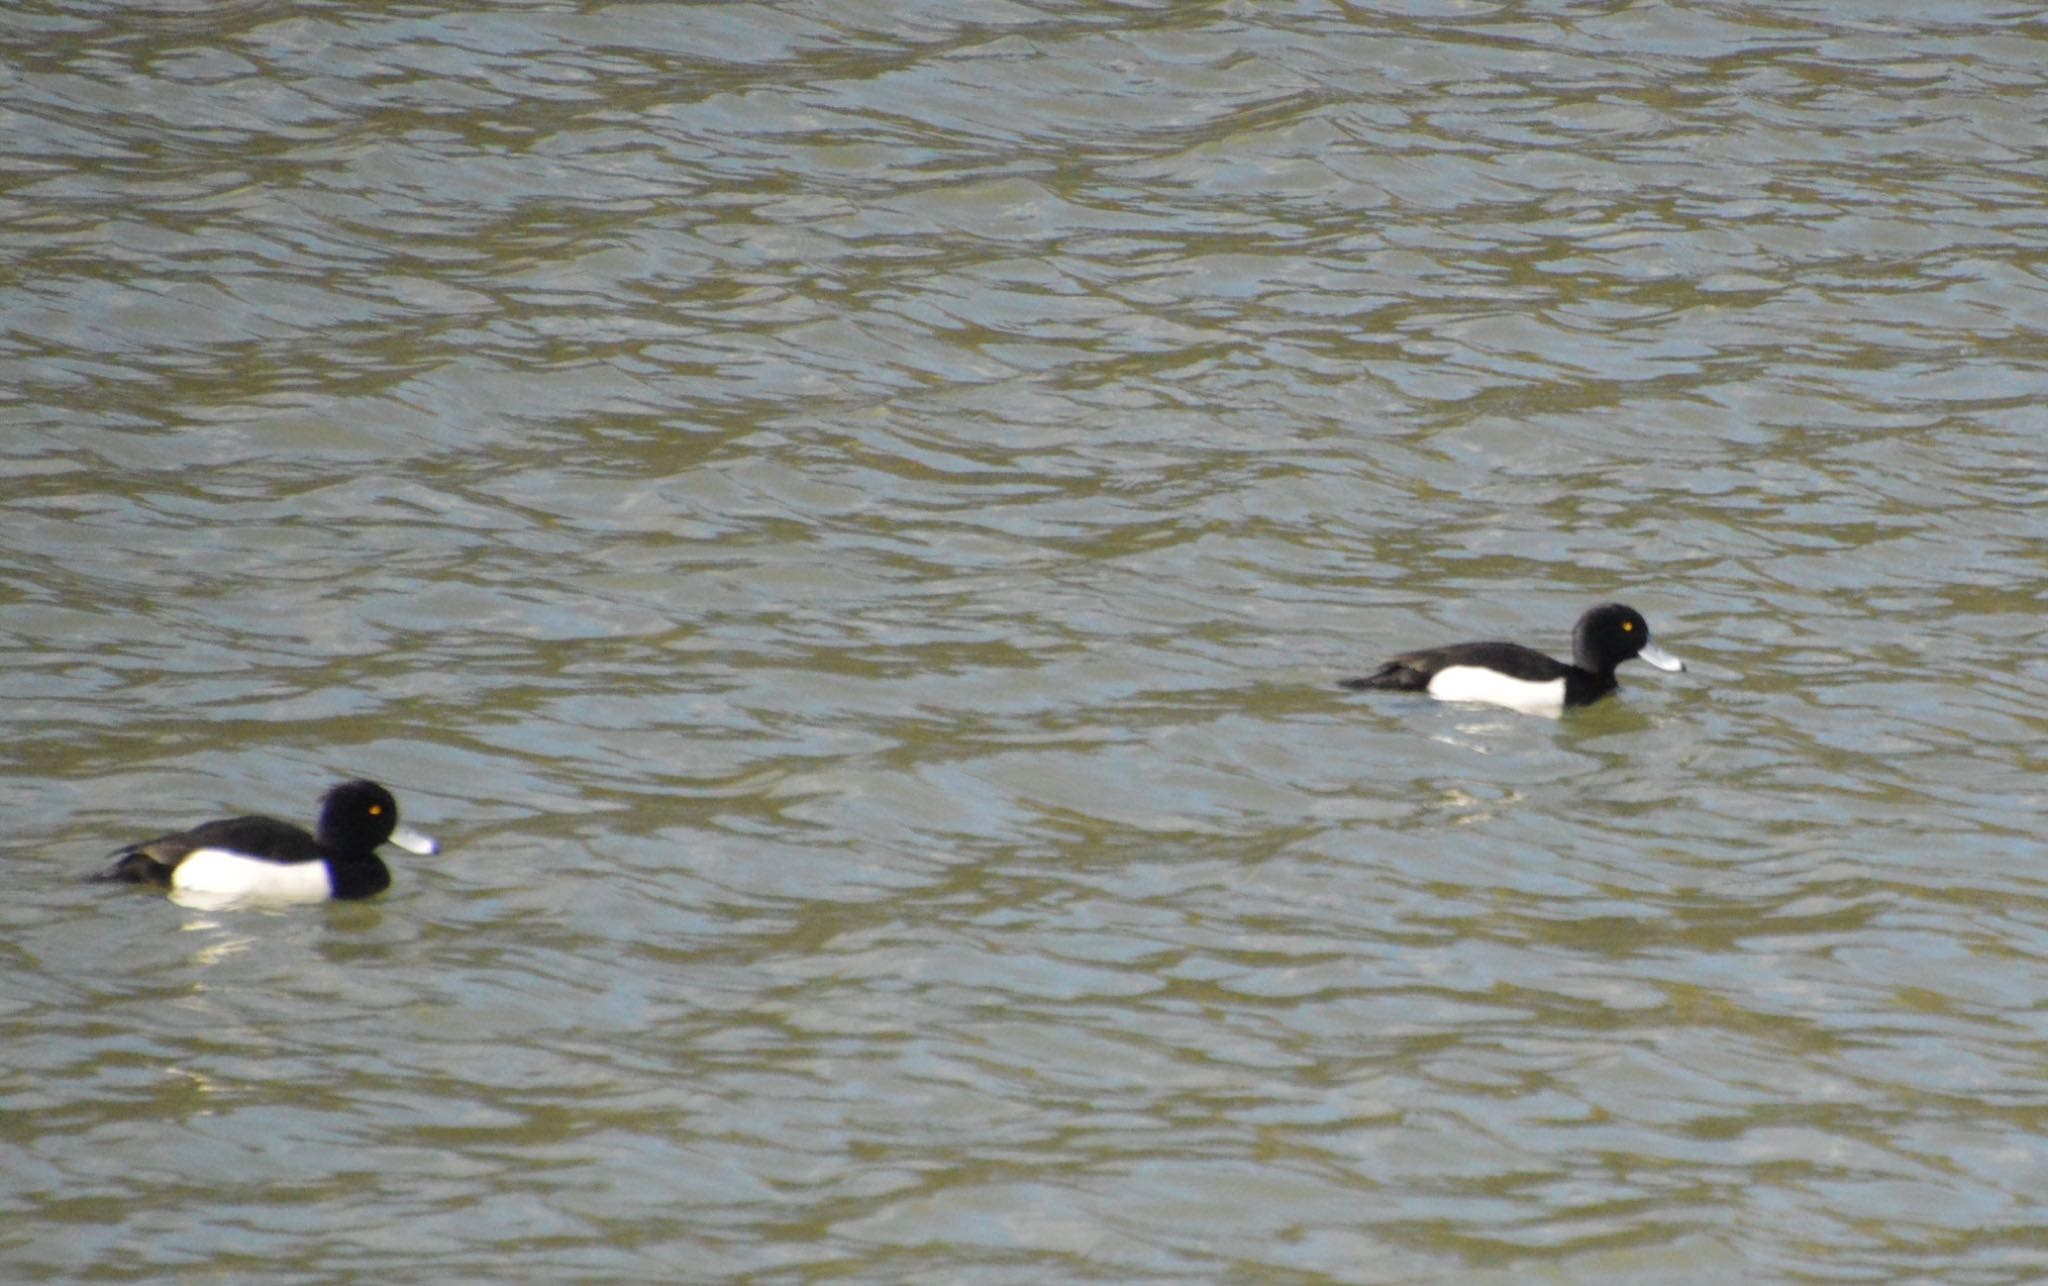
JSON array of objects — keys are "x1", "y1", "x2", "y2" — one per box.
[
  {"x1": 1622, "y1": 621, "x2": 1634, "y2": 632},
  {"x1": 369, "y1": 805, "x2": 383, "y2": 816}
]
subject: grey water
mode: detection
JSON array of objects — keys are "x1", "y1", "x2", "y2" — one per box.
[{"x1": 5, "y1": 2, "x2": 2048, "y2": 1281}]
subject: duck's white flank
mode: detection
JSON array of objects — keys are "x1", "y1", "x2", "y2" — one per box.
[
  {"x1": 169, "y1": 849, "x2": 334, "y2": 902},
  {"x1": 1425, "y1": 666, "x2": 1569, "y2": 716}
]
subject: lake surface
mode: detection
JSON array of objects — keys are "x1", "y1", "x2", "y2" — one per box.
[{"x1": 5, "y1": 1, "x2": 2048, "y2": 1280}]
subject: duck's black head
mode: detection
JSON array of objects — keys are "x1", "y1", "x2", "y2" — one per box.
[
  {"x1": 1571, "y1": 603, "x2": 1685, "y2": 679},
  {"x1": 315, "y1": 780, "x2": 437, "y2": 858}
]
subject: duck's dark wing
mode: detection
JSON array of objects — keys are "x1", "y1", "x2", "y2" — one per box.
[
  {"x1": 1340, "y1": 641, "x2": 1570, "y2": 691},
  {"x1": 92, "y1": 815, "x2": 321, "y2": 885},
  {"x1": 1339, "y1": 650, "x2": 1440, "y2": 691}
]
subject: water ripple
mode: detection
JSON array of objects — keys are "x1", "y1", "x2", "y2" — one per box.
[{"x1": 7, "y1": 0, "x2": 2048, "y2": 1281}]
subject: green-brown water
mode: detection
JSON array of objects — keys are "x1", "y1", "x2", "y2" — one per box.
[{"x1": 6, "y1": 2, "x2": 2048, "y2": 1281}]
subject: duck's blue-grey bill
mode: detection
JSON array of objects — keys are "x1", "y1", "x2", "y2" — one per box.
[
  {"x1": 391, "y1": 824, "x2": 439, "y2": 856},
  {"x1": 1639, "y1": 641, "x2": 1684, "y2": 673}
]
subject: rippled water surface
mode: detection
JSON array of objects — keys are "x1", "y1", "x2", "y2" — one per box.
[{"x1": 6, "y1": 1, "x2": 2048, "y2": 1280}]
